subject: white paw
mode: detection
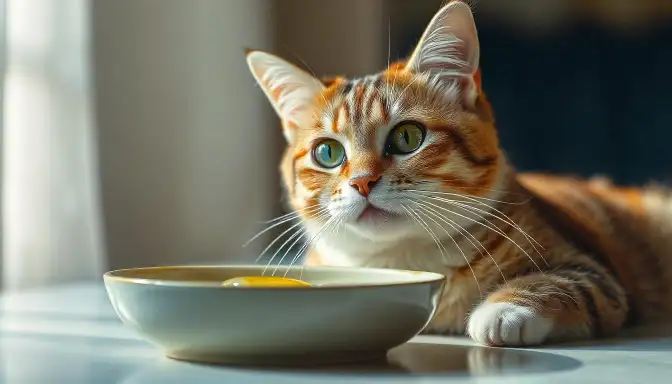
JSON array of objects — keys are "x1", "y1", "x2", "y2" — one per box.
[{"x1": 467, "y1": 302, "x2": 552, "y2": 347}]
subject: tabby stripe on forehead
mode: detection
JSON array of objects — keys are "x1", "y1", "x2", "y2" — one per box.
[
  {"x1": 364, "y1": 88, "x2": 379, "y2": 117},
  {"x1": 331, "y1": 106, "x2": 340, "y2": 133},
  {"x1": 378, "y1": 92, "x2": 390, "y2": 123},
  {"x1": 341, "y1": 81, "x2": 353, "y2": 95},
  {"x1": 353, "y1": 85, "x2": 365, "y2": 124},
  {"x1": 341, "y1": 101, "x2": 351, "y2": 125}
]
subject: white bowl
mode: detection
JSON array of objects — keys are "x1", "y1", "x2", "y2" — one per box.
[{"x1": 103, "y1": 265, "x2": 446, "y2": 366}]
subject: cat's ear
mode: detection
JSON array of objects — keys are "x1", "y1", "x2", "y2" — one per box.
[
  {"x1": 246, "y1": 50, "x2": 325, "y2": 143},
  {"x1": 405, "y1": 1, "x2": 480, "y2": 106}
]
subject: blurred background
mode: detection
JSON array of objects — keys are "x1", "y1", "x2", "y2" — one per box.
[{"x1": 1, "y1": 0, "x2": 671, "y2": 290}]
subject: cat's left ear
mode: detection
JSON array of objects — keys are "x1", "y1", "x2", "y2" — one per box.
[
  {"x1": 405, "y1": 1, "x2": 480, "y2": 106},
  {"x1": 246, "y1": 50, "x2": 325, "y2": 144}
]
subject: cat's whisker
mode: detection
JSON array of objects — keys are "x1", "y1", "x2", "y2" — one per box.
[
  {"x1": 278, "y1": 208, "x2": 343, "y2": 277},
  {"x1": 412, "y1": 202, "x2": 484, "y2": 297},
  {"x1": 286, "y1": 231, "x2": 317, "y2": 279},
  {"x1": 263, "y1": 225, "x2": 307, "y2": 275},
  {"x1": 401, "y1": 204, "x2": 450, "y2": 265},
  {"x1": 244, "y1": 206, "x2": 327, "y2": 248},
  {"x1": 452, "y1": 203, "x2": 550, "y2": 267},
  {"x1": 407, "y1": 189, "x2": 528, "y2": 206},
  {"x1": 284, "y1": 210, "x2": 342, "y2": 278},
  {"x1": 450, "y1": 200, "x2": 545, "y2": 257},
  {"x1": 409, "y1": 193, "x2": 545, "y2": 275},
  {"x1": 412, "y1": 194, "x2": 530, "y2": 253},
  {"x1": 415, "y1": 192, "x2": 544, "y2": 254},
  {"x1": 411, "y1": 193, "x2": 522, "y2": 239},
  {"x1": 415, "y1": 179, "x2": 530, "y2": 200},
  {"x1": 409, "y1": 189, "x2": 544, "y2": 251},
  {"x1": 255, "y1": 210, "x2": 329, "y2": 264},
  {"x1": 270, "y1": 224, "x2": 314, "y2": 276},
  {"x1": 286, "y1": 206, "x2": 357, "y2": 276},
  {"x1": 414, "y1": 200, "x2": 505, "y2": 289},
  {"x1": 420, "y1": 193, "x2": 547, "y2": 265},
  {"x1": 257, "y1": 204, "x2": 322, "y2": 225}
]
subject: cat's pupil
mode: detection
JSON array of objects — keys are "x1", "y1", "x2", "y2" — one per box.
[
  {"x1": 326, "y1": 145, "x2": 332, "y2": 159},
  {"x1": 403, "y1": 130, "x2": 410, "y2": 144}
]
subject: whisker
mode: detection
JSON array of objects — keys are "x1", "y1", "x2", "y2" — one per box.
[
  {"x1": 401, "y1": 204, "x2": 450, "y2": 265},
  {"x1": 263, "y1": 226, "x2": 307, "y2": 275},
  {"x1": 414, "y1": 200, "x2": 505, "y2": 288},
  {"x1": 277, "y1": 207, "x2": 346, "y2": 277},
  {"x1": 409, "y1": 189, "x2": 544, "y2": 251},
  {"x1": 418, "y1": 194, "x2": 547, "y2": 265},
  {"x1": 415, "y1": 179, "x2": 531, "y2": 200},
  {"x1": 254, "y1": 210, "x2": 328, "y2": 264},
  {"x1": 416, "y1": 193, "x2": 544, "y2": 252},
  {"x1": 410, "y1": 193, "x2": 545, "y2": 274},
  {"x1": 244, "y1": 206, "x2": 327, "y2": 247},
  {"x1": 407, "y1": 189, "x2": 527, "y2": 206},
  {"x1": 257, "y1": 204, "x2": 323, "y2": 225},
  {"x1": 269, "y1": 217, "x2": 325, "y2": 276},
  {"x1": 450, "y1": 201, "x2": 549, "y2": 269},
  {"x1": 449, "y1": 200, "x2": 544, "y2": 254},
  {"x1": 412, "y1": 204, "x2": 483, "y2": 297},
  {"x1": 283, "y1": 212, "x2": 339, "y2": 278}
]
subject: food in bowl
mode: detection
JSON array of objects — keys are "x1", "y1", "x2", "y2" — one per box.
[{"x1": 221, "y1": 276, "x2": 311, "y2": 287}]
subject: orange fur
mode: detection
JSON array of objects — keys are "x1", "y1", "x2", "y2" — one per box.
[{"x1": 246, "y1": 1, "x2": 672, "y2": 347}]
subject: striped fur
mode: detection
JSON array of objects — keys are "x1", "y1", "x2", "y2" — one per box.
[{"x1": 246, "y1": 1, "x2": 672, "y2": 346}]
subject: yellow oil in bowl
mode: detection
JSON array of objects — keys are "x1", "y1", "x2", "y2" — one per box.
[{"x1": 221, "y1": 276, "x2": 311, "y2": 288}]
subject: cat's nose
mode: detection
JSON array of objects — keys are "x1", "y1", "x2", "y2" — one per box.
[{"x1": 349, "y1": 174, "x2": 381, "y2": 197}]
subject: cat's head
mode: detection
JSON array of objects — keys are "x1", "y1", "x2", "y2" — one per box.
[{"x1": 246, "y1": 1, "x2": 505, "y2": 245}]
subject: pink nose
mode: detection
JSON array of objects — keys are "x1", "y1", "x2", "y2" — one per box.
[{"x1": 349, "y1": 175, "x2": 381, "y2": 197}]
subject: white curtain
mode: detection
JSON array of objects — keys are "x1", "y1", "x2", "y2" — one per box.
[
  {"x1": 2, "y1": 0, "x2": 105, "y2": 290},
  {"x1": 1, "y1": 0, "x2": 279, "y2": 288}
]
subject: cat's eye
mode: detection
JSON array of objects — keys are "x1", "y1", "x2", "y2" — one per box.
[
  {"x1": 313, "y1": 139, "x2": 345, "y2": 168},
  {"x1": 386, "y1": 121, "x2": 425, "y2": 155}
]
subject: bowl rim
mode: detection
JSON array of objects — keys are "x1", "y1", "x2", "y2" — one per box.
[{"x1": 103, "y1": 265, "x2": 446, "y2": 290}]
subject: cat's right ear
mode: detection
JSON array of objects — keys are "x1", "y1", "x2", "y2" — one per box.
[{"x1": 246, "y1": 50, "x2": 325, "y2": 143}]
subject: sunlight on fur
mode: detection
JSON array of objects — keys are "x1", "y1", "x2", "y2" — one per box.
[{"x1": 245, "y1": 1, "x2": 672, "y2": 347}]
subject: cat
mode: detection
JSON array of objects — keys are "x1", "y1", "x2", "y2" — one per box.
[{"x1": 245, "y1": 1, "x2": 672, "y2": 346}]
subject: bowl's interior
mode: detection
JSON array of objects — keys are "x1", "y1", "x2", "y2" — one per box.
[{"x1": 104, "y1": 265, "x2": 444, "y2": 288}]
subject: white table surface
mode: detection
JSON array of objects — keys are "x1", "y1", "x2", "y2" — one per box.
[{"x1": 0, "y1": 283, "x2": 670, "y2": 383}]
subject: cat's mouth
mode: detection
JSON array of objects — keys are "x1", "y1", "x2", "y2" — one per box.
[{"x1": 356, "y1": 204, "x2": 402, "y2": 222}]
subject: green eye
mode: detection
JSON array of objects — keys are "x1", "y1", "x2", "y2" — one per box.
[
  {"x1": 313, "y1": 139, "x2": 345, "y2": 168},
  {"x1": 387, "y1": 121, "x2": 425, "y2": 155}
]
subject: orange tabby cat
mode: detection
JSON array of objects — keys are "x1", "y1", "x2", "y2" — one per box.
[{"x1": 245, "y1": 1, "x2": 672, "y2": 346}]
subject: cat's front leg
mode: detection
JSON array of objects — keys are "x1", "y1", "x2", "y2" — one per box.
[{"x1": 467, "y1": 267, "x2": 628, "y2": 347}]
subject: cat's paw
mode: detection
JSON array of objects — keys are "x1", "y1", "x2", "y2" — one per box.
[{"x1": 467, "y1": 302, "x2": 552, "y2": 347}]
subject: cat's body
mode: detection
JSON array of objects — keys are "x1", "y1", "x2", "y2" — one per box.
[
  {"x1": 306, "y1": 170, "x2": 672, "y2": 341},
  {"x1": 246, "y1": 1, "x2": 672, "y2": 346}
]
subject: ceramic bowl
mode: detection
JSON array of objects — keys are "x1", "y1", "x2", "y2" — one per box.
[{"x1": 103, "y1": 265, "x2": 445, "y2": 366}]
